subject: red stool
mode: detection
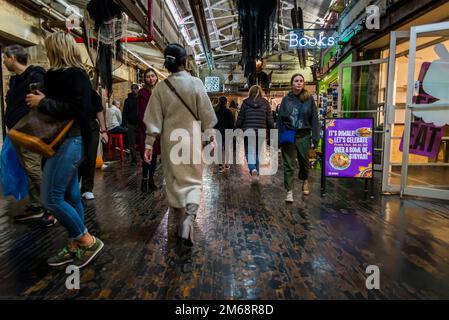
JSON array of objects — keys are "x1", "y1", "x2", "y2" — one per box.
[{"x1": 107, "y1": 133, "x2": 124, "y2": 161}]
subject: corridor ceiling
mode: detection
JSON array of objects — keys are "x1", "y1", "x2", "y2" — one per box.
[
  {"x1": 24, "y1": 0, "x2": 337, "y2": 83},
  {"x1": 169, "y1": 0, "x2": 333, "y2": 71}
]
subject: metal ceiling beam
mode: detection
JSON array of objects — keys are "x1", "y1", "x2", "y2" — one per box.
[
  {"x1": 188, "y1": 0, "x2": 215, "y2": 70},
  {"x1": 116, "y1": 0, "x2": 148, "y2": 31},
  {"x1": 211, "y1": 0, "x2": 229, "y2": 9},
  {"x1": 180, "y1": 14, "x2": 237, "y2": 26}
]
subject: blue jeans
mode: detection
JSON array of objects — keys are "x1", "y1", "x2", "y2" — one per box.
[
  {"x1": 244, "y1": 136, "x2": 260, "y2": 173},
  {"x1": 41, "y1": 136, "x2": 87, "y2": 240}
]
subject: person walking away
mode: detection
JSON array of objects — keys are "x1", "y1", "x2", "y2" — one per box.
[
  {"x1": 122, "y1": 84, "x2": 139, "y2": 165},
  {"x1": 78, "y1": 89, "x2": 108, "y2": 200},
  {"x1": 3, "y1": 44, "x2": 56, "y2": 226},
  {"x1": 278, "y1": 73, "x2": 319, "y2": 203},
  {"x1": 214, "y1": 96, "x2": 235, "y2": 172},
  {"x1": 26, "y1": 31, "x2": 104, "y2": 268},
  {"x1": 144, "y1": 43, "x2": 217, "y2": 246},
  {"x1": 235, "y1": 85, "x2": 274, "y2": 181},
  {"x1": 137, "y1": 69, "x2": 160, "y2": 192},
  {"x1": 229, "y1": 99, "x2": 239, "y2": 123}
]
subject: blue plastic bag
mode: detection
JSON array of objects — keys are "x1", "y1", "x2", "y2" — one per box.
[{"x1": 0, "y1": 136, "x2": 29, "y2": 200}]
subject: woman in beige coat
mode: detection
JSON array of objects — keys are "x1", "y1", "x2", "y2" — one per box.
[{"x1": 143, "y1": 43, "x2": 217, "y2": 246}]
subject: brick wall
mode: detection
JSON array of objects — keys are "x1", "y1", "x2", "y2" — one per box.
[{"x1": 112, "y1": 81, "x2": 132, "y2": 111}]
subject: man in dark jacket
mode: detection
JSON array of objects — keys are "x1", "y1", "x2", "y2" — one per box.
[
  {"x1": 214, "y1": 96, "x2": 234, "y2": 172},
  {"x1": 122, "y1": 84, "x2": 139, "y2": 165},
  {"x1": 3, "y1": 44, "x2": 54, "y2": 225}
]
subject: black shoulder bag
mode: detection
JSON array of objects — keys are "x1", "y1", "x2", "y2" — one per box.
[{"x1": 164, "y1": 78, "x2": 199, "y2": 121}]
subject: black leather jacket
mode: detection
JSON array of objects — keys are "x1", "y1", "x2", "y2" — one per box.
[{"x1": 278, "y1": 91, "x2": 320, "y2": 143}]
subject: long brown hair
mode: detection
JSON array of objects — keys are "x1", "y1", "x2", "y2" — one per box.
[
  {"x1": 248, "y1": 85, "x2": 264, "y2": 99},
  {"x1": 290, "y1": 73, "x2": 310, "y2": 102},
  {"x1": 143, "y1": 68, "x2": 159, "y2": 91}
]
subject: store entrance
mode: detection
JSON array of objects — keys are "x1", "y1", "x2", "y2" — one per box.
[
  {"x1": 400, "y1": 22, "x2": 449, "y2": 200},
  {"x1": 382, "y1": 28, "x2": 449, "y2": 199}
]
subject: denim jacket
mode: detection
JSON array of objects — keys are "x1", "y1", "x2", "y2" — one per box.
[{"x1": 278, "y1": 91, "x2": 320, "y2": 143}]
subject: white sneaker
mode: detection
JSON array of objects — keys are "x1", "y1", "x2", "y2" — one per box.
[
  {"x1": 251, "y1": 169, "x2": 259, "y2": 180},
  {"x1": 82, "y1": 192, "x2": 95, "y2": 200},
  {"x1": 285, "y1": 190, "x2": 293, "y2": 203}
]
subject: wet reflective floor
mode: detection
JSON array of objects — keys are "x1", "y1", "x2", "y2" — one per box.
[{"x1": 1, "y1": 157, "x2": 449, "y2": 299}]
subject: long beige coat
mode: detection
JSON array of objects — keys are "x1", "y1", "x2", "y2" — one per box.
[{"x1": 143, "y1": 71, "x2": 217, "y2": 208}]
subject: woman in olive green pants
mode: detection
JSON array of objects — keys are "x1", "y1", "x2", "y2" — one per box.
[{"x1": 278, "y1": 74, "x2": 320, "y2": 203}]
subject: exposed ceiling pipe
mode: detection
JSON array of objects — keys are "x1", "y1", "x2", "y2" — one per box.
[
  {"x1": 188, "y1": 0, "x2": 215, "y2": 70},
  {"x1": 30, "y1": 0, "x2": 70, "y2": 22},
  {"x1": 29, "y1": 0, "x2": 160, "y2": 73}
]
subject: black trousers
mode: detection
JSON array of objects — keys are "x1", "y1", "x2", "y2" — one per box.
[
  {"x1": 127, "y1": 124, "x2": 137, "y2": 161},
  {"x1": 142, "y1": 154, "x2": 158, "y2": 179},
  {"x1": 79, "y1": 119, "x2": 100, "y2": 194}
]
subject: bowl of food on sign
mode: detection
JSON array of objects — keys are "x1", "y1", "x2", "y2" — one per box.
[
  {"x1": 329, "y1": 153, "x2": 351, "y2": 170},
  {"x1": 355, "y1": 127, "x2": 372, "y2": 137}
]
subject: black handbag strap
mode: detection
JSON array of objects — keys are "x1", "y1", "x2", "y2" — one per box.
[{"x1": 164, "y1": 78, "x2": 199, "y2": 121}]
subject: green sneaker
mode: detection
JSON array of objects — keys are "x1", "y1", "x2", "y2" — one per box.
[
  {"x1": 47, "y1": 246, "x2": 76, "y2": 267},
  {"x1": 73, "y1": 237, "x2": 104, "y2": 268}
]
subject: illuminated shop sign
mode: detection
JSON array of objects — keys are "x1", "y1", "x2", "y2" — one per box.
[
  {"x1": 288, "y1": 29, "x2": 336, "y2": 49},
  {"x1": 204, "y1": 76, "x2": 221, "y2": 92}
]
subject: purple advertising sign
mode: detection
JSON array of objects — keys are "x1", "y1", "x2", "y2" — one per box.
[
  {"x1": 399, "y1": 121, "x2": 444, "y2": 158},
  {"x1": 325, "y1": 118, "x2": 373, "y2": 178}
]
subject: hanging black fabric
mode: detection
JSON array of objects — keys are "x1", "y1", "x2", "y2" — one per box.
[
  {"x1": 235, "y1": 0, "x2": 278, "y2": 78},
  {"x1": 97, "y1": 44, "x2": 113, "y2": 95},
  {"x1": 86, "y1": 0, "x2": 124, "y2": 96},
  {"x1": 87, "y1": 0, "x2": 123, "y2": 31}
]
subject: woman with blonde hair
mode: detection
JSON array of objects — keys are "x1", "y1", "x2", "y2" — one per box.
[
  {"x1": 26, "y1": 31, "x2": 104, "y2": 268},
  {"x1": 235, "y1": 85, "x2": 274, "y2": 180},
  {"x1": 278, "y1": 73, "x2": 319, "y2": 203}
]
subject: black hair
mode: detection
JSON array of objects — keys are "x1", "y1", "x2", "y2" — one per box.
[
  {"x1": 218, "y1": 96, "x2": 228, "y2": 107},
  {"x1": 164, "y1": 43, "x2": 187, "y2": 73},
  {"x1": 131, "y1": 83, "x2": 139, "y2": 90},
  {"x1": 4, "y1": 45, "x2": 28, "y2": 65}
]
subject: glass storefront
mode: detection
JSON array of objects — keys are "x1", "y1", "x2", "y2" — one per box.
[{"x1": 381, "y1": 24, "x2": 449, "y2": 199}]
